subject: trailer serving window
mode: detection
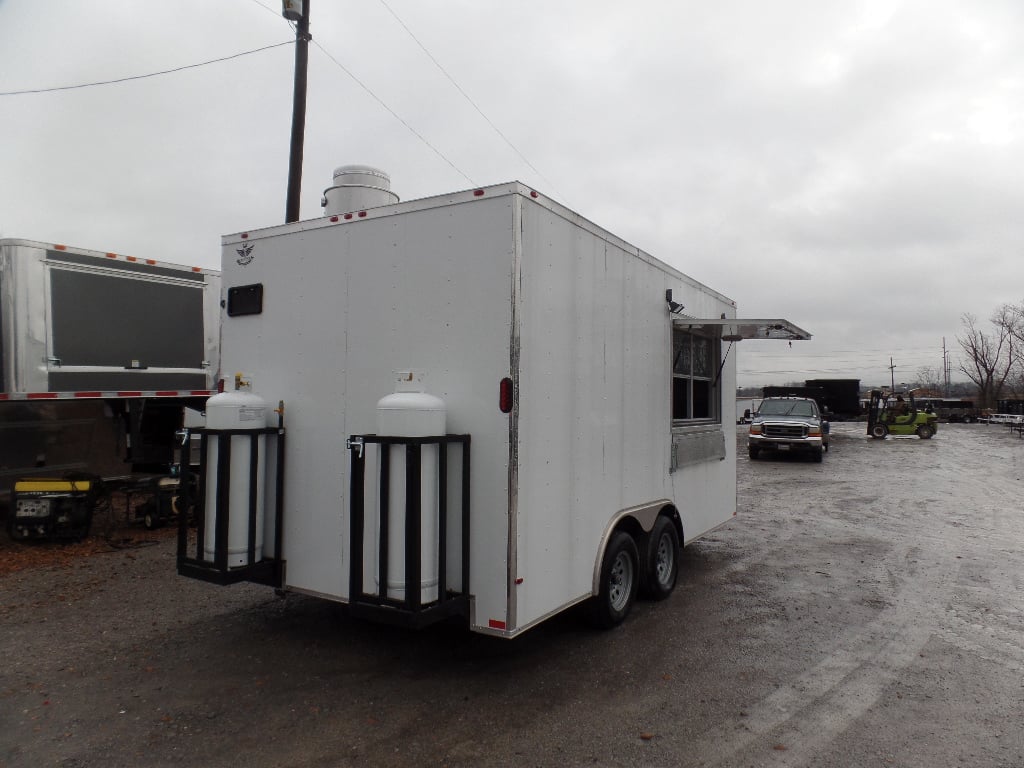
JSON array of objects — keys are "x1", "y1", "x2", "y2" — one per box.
[
  {"x1": 670, "y1": 317, "x2": 813, "y2": 426},
  {"x1": 672, "y1": 328, "x2": 719, "y2": 422}
]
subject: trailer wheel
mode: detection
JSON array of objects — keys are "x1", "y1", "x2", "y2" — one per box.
[
  {"x1": 589, "y1": 531, "x2": 639, "y2": 628},
  {"x1": 870, "y1": 424, "x2": 888, "y2": 439},
  {"x1": 642, "y1": 516, "x2": 680, "y2": 601},
  {"x1": 916, "y1": 424, "x2": 935, "y2": 439}
]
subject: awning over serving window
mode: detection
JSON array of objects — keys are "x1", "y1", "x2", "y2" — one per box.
[{"x1": 672, "y1": 318, "x2": 811, "y2": 341}]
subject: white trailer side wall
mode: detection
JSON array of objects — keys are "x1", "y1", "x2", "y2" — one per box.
[
  {"x1": 220, "y1": 196, "x2": 517, "y2": 621},
  {"x1": 512, "y1": 200, "x2": 737, "y2": 630}
]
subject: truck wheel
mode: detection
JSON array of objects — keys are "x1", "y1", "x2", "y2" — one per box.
[
  {"x1": 589, "y1": 531, "x2": 640, "y2": 628},
  {"x1": 870, "y1": 424, "x2": 888, "y2": 439},
  {"x1": 642, "y1": 516, "x2": 680, "y2": 601},
  {"x1": 748, "y1": 447, "x2": 759, "y2": 460},
  {"x1": 916, "y1": 424, "x2": 935, "y2": 439},
  {"x1": 812, "y1": 448, "x2": 824, "y2": 463}
]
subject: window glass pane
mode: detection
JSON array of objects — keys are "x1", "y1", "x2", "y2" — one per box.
[
  {"x1": 693, "y1": 379, "x2": 711, "y2": 418},
  {"x1": 673, "y1": 334, "x2": 690, "y2": 375},
  {"x1": 692, "y1": 337, "x2": 711, "y2": 378},
  {"x1": 672, "y1": 377, "x2": 689, "y2": 419}
]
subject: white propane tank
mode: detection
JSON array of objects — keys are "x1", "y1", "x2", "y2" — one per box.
[
  {"x1": 202, "y1": 385, "x2": 268, "y2": 567},
  {"x1": 376, "y1": 371, "x2": 446, "y2": 603}
]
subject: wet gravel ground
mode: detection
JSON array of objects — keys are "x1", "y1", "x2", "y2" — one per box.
[{"x1": 2, "y1": 423, "x2": 1023, "y2": 767}]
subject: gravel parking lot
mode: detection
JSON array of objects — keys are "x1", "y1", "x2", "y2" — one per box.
[{"x1": 2, "y1": 422, "x2": 1023, "y2": 767}]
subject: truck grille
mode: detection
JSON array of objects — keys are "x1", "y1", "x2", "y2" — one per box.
[{"x1": 763, "y1": 423, "x2": 808, "y2": 439}]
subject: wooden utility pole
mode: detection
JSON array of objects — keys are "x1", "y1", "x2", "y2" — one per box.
[
  {"x1": 285, "y1": 1, "x2": 311, "y2": 223},
  {"x1": 943, "y1": 337, "x2": 950, "y2": 396}
]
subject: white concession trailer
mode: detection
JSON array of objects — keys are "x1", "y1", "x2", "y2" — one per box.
[{"x1": 177, "y1": 171, "x2": 808, "y2": 637}]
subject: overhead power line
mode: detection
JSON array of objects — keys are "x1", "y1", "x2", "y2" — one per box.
[
  {"x1": 0, "y1": 41, "x2": 295, "y2": 97},
  {"x1": 311, "y1": 40, "x2": 476, "y2": 186},
  {"x1": 376, "y1": 0, "x2": 563, "y2": 199}
]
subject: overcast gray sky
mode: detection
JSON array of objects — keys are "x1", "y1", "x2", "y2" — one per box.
[{"x1": 2, "y1": 0, "x2": 1021, "y2": 387}]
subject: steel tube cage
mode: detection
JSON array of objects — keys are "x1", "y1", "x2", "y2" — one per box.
[
  {"x1": 177, "y1": 426, "x2": 285, "y2": 586},
  {"x1": 348, "y1": 434, "x2": 471, "y2": 629}
]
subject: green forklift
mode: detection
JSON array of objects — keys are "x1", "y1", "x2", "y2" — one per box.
[{"x1": 866, "y1": 389, "x2": 938, "y2": 439}]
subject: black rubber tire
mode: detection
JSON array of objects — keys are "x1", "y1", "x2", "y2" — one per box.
[
  {"x1": 870, "y1": 424, "x2": 888, "y2": 439},
  {"x1": 916, "y1": 424, "x2": 935, "y2": 439},
  {"x1": 748, "y1": 447, "x2": 759, "y2": 460},
  {"x1": 641, "y1": 516, "x2": 680, "y2": 601},
  {"x1": 812, "y1": 448, "x2": 824, "y2": 463},
  {"x1": 589, "y1": 531, "x2": 640, "y2": 629}
]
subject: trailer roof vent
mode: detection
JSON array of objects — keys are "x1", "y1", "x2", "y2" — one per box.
[{"x1": 322, "y1": 165, "x2": 399, "y2": 216}]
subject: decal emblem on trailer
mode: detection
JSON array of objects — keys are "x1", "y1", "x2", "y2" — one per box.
[{"x1": 235, "y1": 242, "x2": 255, "y2": 266}]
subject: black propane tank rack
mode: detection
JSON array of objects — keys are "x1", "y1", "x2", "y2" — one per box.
[
  {"x1": 176, "y1": 425, "x2": 285, "y2": 587},
  {"x1": 347, "y1": 433, "x2": 471, "y2": 629}
]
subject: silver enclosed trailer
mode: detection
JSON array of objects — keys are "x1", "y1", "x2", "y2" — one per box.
[
  {"x1": 178, "y1": 176, "x2": 807, "y2": 637},
  {"x1": 0, "y1": 239, "x2": 221, "y2": 537}
]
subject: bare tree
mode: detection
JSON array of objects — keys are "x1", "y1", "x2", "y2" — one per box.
[
  {"x1": 957, "y1": 311, "x2": 1015, "y2": 409},
  {"x1": 1000, "y1": 301, "x2": 1024, "y2": 397},
  {"x1": 914, "y1": 366, "x2": 943, "y2": 394}
]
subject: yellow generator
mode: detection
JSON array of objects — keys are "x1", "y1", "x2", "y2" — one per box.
[{"x1": 8, "y1": 476, "x2": 103, "y2": 541}]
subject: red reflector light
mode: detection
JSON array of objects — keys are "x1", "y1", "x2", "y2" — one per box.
[
  {"x1": 330, "y1": 215, "x2": 339, "y2": 222},
  {"x1": 54, "y1": 244, "x2": 67, "y2": 250},
  {"x1": 344, "y1": 213, "x2": 353, "y2": 220},
  {"x1": 488, "y1": 619, "x2": 506, "y2": 630},
  {"x1": 473, "y1": 189, "x2": 485, "y2": 197},
  {"x1": 499, "y1": 377, "x2": 513, "y2": 413},
  {"x1": 530, "y1": 190, "x2": 538, "y2": 198},
  {"x1": 241, "y1": 233, "x2": 249, "y2": 239},
  {"x1": 358, "y1": 211, "x2": 367, "y2": 217}
]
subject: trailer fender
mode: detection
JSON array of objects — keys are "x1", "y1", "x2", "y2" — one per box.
[{"x1": 590, "y1": 499, "x2": 676, "y2": 595}]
